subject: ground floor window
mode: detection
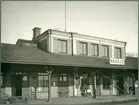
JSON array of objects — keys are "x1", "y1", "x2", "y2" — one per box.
[
  {"x1": 59, "y1": 73, "x2": 68, "y2": 87},
  {"x1": 103, "y1": 76, "x2": 110, "y2": 90},
  {"x1": 38, "y1": 73, "x2": 48, "y2": 92}
]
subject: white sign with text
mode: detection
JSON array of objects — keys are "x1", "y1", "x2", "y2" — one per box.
[{"x1": 110, "y1": 58, "x2": 125, "y2": 65}]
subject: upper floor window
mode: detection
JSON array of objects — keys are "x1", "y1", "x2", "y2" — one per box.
[
  {"x1": 58, "y1": 39, "x2": 67, "y2": 53},
  {"x1": 79, "y1": 42, "x2": 88, "y2": 55},
  {"x1": 102, "y1": 45, "x2": 109, "y2": 57},
  {"x1": 91, "y1": 44, "x2": 99, "y2": 56},
  {"x1": 115, "y1": 47, "x2": 122, "y2": 58}
]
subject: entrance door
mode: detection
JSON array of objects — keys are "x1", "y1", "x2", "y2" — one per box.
[
  {"x1": 96, "y1": 74, "x2": 101, "y2": 96},
  {"x1": 58, "y1": 73, "x2": 68, "y2": 97},
  {"x1": 80, "y1": 74, "x2": 89, "y2": 96},
  {"x1": 116, "y1": 76, "x2": 124, "y2": 95},
  {"x1": 12, "y1": 75, "x2": 22, "y2": 96}
]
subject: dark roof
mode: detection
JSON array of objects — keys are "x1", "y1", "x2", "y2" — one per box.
[
  {"x1": 1, "y1": 43, "x2": 138, "y2": 70},
  {"x1": 16, "y1": 39, "x2": 37, "y2": 44}
]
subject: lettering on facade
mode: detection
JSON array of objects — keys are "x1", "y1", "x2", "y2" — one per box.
[{"x1": 110, "y1": 58, "x2": 125, "y2": 65}]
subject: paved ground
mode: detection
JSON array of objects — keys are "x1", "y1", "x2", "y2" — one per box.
[
  {"x1": 0, "y1": 101, "x2": 138, "y2": 105},
  {"x1": 112, "y1": 102, "x2": 138, "y2": 105},
  {"x1": 0, "y1": 95, "x2": 138, "y2": 105}
]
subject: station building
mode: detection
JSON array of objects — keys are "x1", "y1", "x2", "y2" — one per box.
[{"x1": 1, "y1": 27, "x2": 138, "y2": 100}]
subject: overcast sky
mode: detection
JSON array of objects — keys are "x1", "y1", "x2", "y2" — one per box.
[{"x1": 1, "y1": 1, "x2": 138, "y2": 53}]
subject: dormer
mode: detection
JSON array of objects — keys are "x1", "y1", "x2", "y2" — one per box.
[{"x1": 16, "y1": 39, "x2": 37, "y2": 47}]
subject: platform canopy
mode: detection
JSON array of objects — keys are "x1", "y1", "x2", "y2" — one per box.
[{"x1": 1, "y1": 43, "x2": 138, "y2": 70}]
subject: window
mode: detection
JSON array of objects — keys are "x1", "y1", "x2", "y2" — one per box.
[
  {"x1": 91, "y1": 44, "x2": 98, "y2": 56},
  {"x1": 102, "y1": 45, "x2": 109, "y2": 57},
  {"x1": 58, "y1": 39, "x2": 67, "y2": 53},
  {"x1": 59, "y1": 73, "x2": 68, "y2": 87},
  {"x1": 38, "y1": 73, "x2": 48, "y2": 92},
  {"x1": 115, "y1": 47, "x2": 122, "y2": 58},
  {"x1": 103, "y1": 76, "x2": 110, "y2": 90},
  {"x1": 127, "y1": 77, "x2": 133, "y2": 87},
  {"x1": 80, "y1": 42, "x2": 87, "y2": 55}
]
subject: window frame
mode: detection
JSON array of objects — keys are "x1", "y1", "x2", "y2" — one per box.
[
  {"x1": 102, "y1": 45, "x2": 109, "y2": 57},
  {"x1": 91, "y1": 43, "x2": 99, "y2": 56},
  {"x1": 114, "y1": 47, "x2": 122, "y2": 58},
  {"x1": 38, "y1": 73, "x2": 48, "y2": 92},
  {"x1": 79, "y1": 42, "x2": 88, "y2": 55},
  {"x1": 57, "y1": 39, "x2": 68, "y2": 53},
  {"x1": 59, "y1": 73, "x2": 68, "y2": 87}
]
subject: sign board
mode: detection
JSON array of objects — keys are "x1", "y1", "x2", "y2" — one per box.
[{"x1": 110, "y1": 58, "x2": 125, "y2": 65}]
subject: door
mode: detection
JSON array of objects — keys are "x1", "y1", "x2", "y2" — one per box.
[
  {"x1": 58, "y1": 73, "x2": 68, "y2": 97},
  {"x1": 116, "y1": 76, "x2": 124, "y2": 95},
  {"x1": 96, "y1": 74, "x2": 101, "y2": 96},
  {"x1": 12, "y1": 75, "x2": 22, "y2": 96}
]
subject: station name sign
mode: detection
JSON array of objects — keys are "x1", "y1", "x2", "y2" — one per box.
[{"x1": 110, "y1": 58, "x2": 125, "y2": 65}]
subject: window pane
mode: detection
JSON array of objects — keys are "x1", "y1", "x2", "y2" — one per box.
[
  {"x1": 44, "y1": 80, "x2": 48, "y2": 87},
  {"x1": 59, "y1": 77, "x2": 62, "y2": 81},
  {"x1": 40, "y1": 76, "x2": 43, "y2": 80},
  {"x1": 105, "y1": 47, "x2": 108, "y2": 56},
  {"x1": 39, "y1": 80, "x2": 43, "y2": 87},
  {"x1": 62, "y1": 41, "x2": 67, "y2": 53},
  {"x1": 43, "y1": 87, "x2": 48, "y2": 92},
  {"x1": 58, "y1": 40, "x2": 67, "y2": 53},
  {"x1": 63, "y1": 76, "x2": 67, "y2": 81},
  {"x1": 38, "y1": 87, "x2": 43, "y2": 92},
  {"x1": 115, "y1": 47, "x2": 121, "y2": 58},
  {"x1": 102, "y1": 45, "x2": 109, "y2": 57},
  {"x1": 80, "y1": 42, "x2": 87, "y2": 54},
  {"x1": 91, "y1": 44, "x2": 98, "y2": 56},
  {"x1": 44, "y1": 76, "x2": 48, "y2": 80}
]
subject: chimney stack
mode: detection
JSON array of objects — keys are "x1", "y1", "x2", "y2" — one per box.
[{"x1": 32, "y1": 27, "x2": 41, "y2": 40}]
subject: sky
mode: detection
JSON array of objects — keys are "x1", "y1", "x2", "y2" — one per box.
[{"x1": 1, "y1": 1, "x2": 138, "y2": 53}]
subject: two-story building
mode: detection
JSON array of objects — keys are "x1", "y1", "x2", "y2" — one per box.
[{"x1": 1, "y1": 27, "x2": 138, "y2": 100}]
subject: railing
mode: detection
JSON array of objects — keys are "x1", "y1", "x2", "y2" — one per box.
[{"x1": 113, "y1": 85, "x2": 131, "y2": 96}]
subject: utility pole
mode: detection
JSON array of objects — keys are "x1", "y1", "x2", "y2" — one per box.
[{"x1": 65, "y1": 2, "x2": 67, "y2": 32}]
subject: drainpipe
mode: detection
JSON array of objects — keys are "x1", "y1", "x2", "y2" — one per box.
[{"x1": 71, "y1": 33, "x2": 74, "y2": 55}]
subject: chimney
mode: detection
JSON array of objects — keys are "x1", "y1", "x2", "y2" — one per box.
[{"x1": 32, "y1": 27, "x2": 41, "y2": 40}]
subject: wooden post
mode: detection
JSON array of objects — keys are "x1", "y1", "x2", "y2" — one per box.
[
  {"x1": 48, "y1": 72, "x2": 51, "y2": 102},
  {"x1": 92, "y1": 72, "x2": 96, "y2": 99},
  {"x1": 132, "y1": 74, "x2": 135, "y2": 95},
  {"x1": 45, "y1": 66, "x2": 54, "y2": 102}
]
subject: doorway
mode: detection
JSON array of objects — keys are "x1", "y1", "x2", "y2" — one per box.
[
  {"x1": 116, "y1": 76, "x2": 124, "y2": 95},
  {"x1": 58, "y1": 73, "x2": 68, "y2": 97},
  {"x1": 12, "y1": 75, "x2": 22, "y2": 96}
]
